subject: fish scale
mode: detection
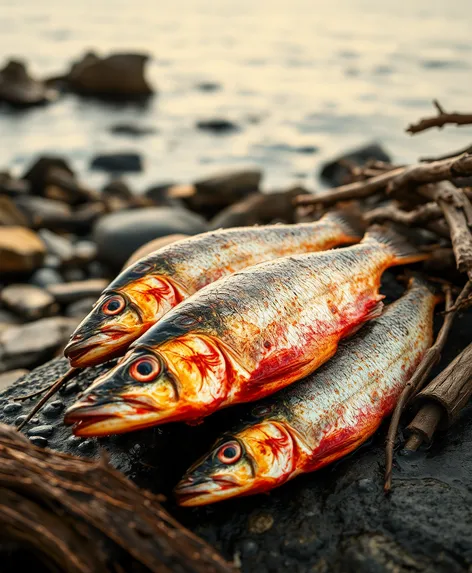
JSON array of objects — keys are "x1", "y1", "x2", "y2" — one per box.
[
  {"x1": 175, "y1": 277, "x2": 440, "y2": 505},
  {"x1": 64, "y1": 226, "x2": 429, "y2": 437}
]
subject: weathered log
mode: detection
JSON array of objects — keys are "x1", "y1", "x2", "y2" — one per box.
[{"x1": 0, "y1": 423, "x2": 235, "y2": 573}]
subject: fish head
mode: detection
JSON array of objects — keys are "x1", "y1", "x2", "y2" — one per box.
[
  {"x1": 64, "y1": 319, "x2": 235, "y2": 435},
  {"x1": 64, "y1": 261, "x2": 187, "y2": 367},
  {"x1": 175, "y1": 414, "x2": 297, "y2": 506},
  {"x1": 63, "y1": 345, "x2": 181, "y2": 436}
]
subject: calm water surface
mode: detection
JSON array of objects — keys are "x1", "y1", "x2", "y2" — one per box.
[{"x1": 0, "y1": 0, "x2": 471, "y2": 190}]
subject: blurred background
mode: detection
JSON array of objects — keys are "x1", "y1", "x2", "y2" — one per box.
[{"x1": 0, "y1": 0, "x2": 471, "y2": 190}]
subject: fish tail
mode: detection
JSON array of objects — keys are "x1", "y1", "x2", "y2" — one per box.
[
  {"x1": 405, "y1": 271, "x2": 444, "y2": 305},
  {"x1": 362, "y1": 225, "x2": 431, "y2": 266},
  {"x1": 323, "y1": 209, "x2": 366, "y2": 242}
]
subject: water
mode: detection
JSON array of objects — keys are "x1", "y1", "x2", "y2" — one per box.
[{"x1": 0, "y1": 0, "x2": 471, "y2": 192}]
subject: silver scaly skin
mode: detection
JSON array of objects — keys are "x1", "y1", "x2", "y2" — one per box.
[{"x1": 175, "y1": 276, "x2": 440, "y2": 505}]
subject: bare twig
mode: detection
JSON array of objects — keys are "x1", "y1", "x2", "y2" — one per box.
[
  {"x1": 296, "y1": 153, "x2": 472, "y2": 207},
  {"x1": 17, "y1": 367, "x2": 80, "y2": 431},
  {"x1": 406, "y1": 100, "x2": 472, "y2": 135},
  {"x1": 0, "y1": 424, "x2": 235, "y2": 573},
  {"x1": 420, "y1": 143, "x2": 472, "y2": 163},
  {"x1": 384, "y1": 282, "x2": 472, "y2": 493},
  {"x1": 364, "y1": 201, "x2": 443, "y2": 226}
]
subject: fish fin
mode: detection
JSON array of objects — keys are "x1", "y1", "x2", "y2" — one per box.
[
  {"x1": 363, "y1": 224, "x2": 431, "y2": 265},
  {"x1": 343, "y1": 299, "x2": 384, "y2": 338},
  {"x1": 405, "y1": 271, "x2": 445, "y2": 305},
  {"x1": 323, "y1": 209, "x2": 366, "y2": 242}
]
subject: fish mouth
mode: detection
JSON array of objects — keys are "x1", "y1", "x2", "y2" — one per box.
[
  {"x1": 64, "y1": 329, "x2": 132, "y2": 367},
  {"x1": 63, "y1": 395, "x2": 162, "y2": 437},
  {"x1": 174, "y1": 475, "x2": 243, "y2": 506}
]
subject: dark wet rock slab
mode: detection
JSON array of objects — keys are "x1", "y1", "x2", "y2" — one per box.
[{"x1": 0, "y1": 273, "x2": 471, "y2": 572}]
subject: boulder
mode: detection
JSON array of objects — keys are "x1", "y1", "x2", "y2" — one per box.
[
  {"x1": 122, "y1": 234, "x2": 188, "y2": 269},
  {"x1": 90, "y1": 152, "x2": 143, "y2": 173},
  {"x1": 187, "y1": 169, "x2": 262, "y2": 217},
  {"x1": 22, "y1": 155, "x2": 96, "y2": 204},
  {"x1": 101, "y1": 178, "x2": 134, "y2": 211},
  {"x1": 0, "y1": 59, "x2": 56, "y2": 106},
  {"x1": 47, "y1": 279, "x2": 108, "y2": 304},
  {"x1": 73, "y1": 240, "x2": 98, "y2": 265},
  {"x1": 14, "y1": 195, "x2": 72, "y2": 228},
  {"x1": 66, "y1": 51, "x2": 153, "y2": 97},
  {"x1": 0, "y1": 293, "x2": 470, "y2": 573},
  {"x1": 209, "y1": 187, "x2": 302, "y2": 229},
  {"x1": 196, "y1": 119, "x2": 239, "y2": 133},
  {"x1": 65, "y1": 297, "x2": 97, "y2": 319},
  {"x1": 0, "y1": 226, "x2": 46, "y2": 273},
  {"x1": 0, "y1": 172, "x2": 30, "y2": 197},
  {"x1": 319, "y1": 142, "x2": 392, "y2": 187},
  {"x1": 0, "y1": 317, "x2": 78, "y2": 372},
  {"x1": 93, "y1": 207, "x2": 206, "y2": 268},
  {"x1": 1, "y1": 284, "x2": 58, "y2": 320}
]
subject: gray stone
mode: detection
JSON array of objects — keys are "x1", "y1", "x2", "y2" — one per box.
[
  {"x1": 38, "y1": 229, "x2": 75, "y2": 264},
  {"x1": 319, "y1": 142, "x2": 392, "y2": 187},
  {"x1": 61, "y1": 267, "x2": 87, "y2": 282},
  {"x1": 30, "y1": 267, "x2": 64, "y2": 288},
  {"x1": 27, "y1": 424, "x2": 54, "y2": 437},
  {"x1": 0, "y1": 195, "x2": 28, "y2": 226},
  {"x1": 196, "y1": 118, "x2": 239, "y2": 133},
  {"x1": 90, "y1": 152, "x2": 143, "y2": 173},
  {"x1": 0, "y1": 369, "x2": 28, "y2": 391},
  {"x1": 0, "y1": 316, "x2": 79, "y2": 372},
  {"x1": 74, "y1": 240, "x2": 98, "y2": 264},
  {"x1": 94, "y1": 207, "x2": 207, "y2": 268},
  {"x1": 1, "y1": 284, "x2": 58, "y2": 320},
  {"x1": 47, "y1": 279, "x2": 108, "y2": 304},
  {"x1": 109, "y1": 123, "x2": 156, "y2": 137},
  {"x1": 43, "y1": 400, "x2": 65, "y2": 418},
  {"x1": 14, "y1": 195, "x2": 71, "y2": 227},
  {"x1": 0, "y1": 59, "x2": 57, "y2": 106},
  {"x1": 29, "y1": 436, "x2": 48, "y2": 447}
]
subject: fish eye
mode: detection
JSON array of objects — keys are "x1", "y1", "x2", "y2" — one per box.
[
  {"x1": 102, "y1": 295, "x2": 125, "y2": 316},
  {"x1": 129, "y1": 356, "x2": 161, "y2": 382},
  {"x1": 217, "y1": 441, "x2": 242, "y2": 465}
]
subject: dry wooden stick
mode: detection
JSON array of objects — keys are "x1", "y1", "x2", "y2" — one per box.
[
  {"x1": 417, "y1": 182, "x2": 472, "y2": 279},
  {"x1": 384, "y1": 282, "x2": 472, "y2": 493},
  {"x1": 0, "y1": 423, "x2": 235, "y2": 573},
  {"x1": 17, "y1": 367, "x2": 80, "y2": 431},
  {"x1": 405, "y1": 342, "x2": 472, "y2": 450},
  {"x1": 296, "y1": 152, "x2": 472, "y2": 207},
  {"x1": 365, "y1": 201, "x2": 443, "y2": 226},
  {"x1": 406, "y1": 100, "x2": 472, "y2": 135},
  {"x1": 420, "y1": 143, "x2": 472, "y2": 163}
]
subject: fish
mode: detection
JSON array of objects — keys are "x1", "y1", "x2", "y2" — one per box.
[
  {"x1": 64, "y1": 226, "x2": 429, "y2": 437},
  {"x1": 175, "y1": 276, "x2": 441, "y2": 505},
  {"x1": 64, "y1": 212, "x2": 363, "y2": 368}
]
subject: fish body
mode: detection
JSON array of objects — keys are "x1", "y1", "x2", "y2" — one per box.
[
  {"x1": 64, "y1": 212, "x2": 362, "y2": 367},
  {"x1": 64, "y1": 227, "x2": 428, "y2": 437},
  {"x1": 175, "y1": 277, "x2": 440, "y2": 505}
]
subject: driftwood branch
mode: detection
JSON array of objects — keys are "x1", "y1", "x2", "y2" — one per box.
[
  {"x1": 0, "y1": 423, "x2": 235, "y2": 573},
  {"x1": 296, "y1": 153, "x2": 472, "y2": 207},
  {"x1": 405, "y1": 343, "x2": 472, "y2": 450},
  {"x1": 384, "y1": 282, "x2": 472, "y2": 493},
  {"x1": 406, "y1": 100, "x2": 472, "y2": 135}
]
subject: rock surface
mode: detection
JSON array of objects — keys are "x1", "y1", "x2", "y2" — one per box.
[
  {"x1": 0, "y1": 369, "x2": 28, "y2": 391},
  {"x1": 0, "y1": 226, "x2": 46, "y2": 272},
  {"x1": 0, "y1": 316, "x2": 78, "y2": 373},
  {"x1": 65, "y1": 51, "x2": 153, "y2": 97},
  {"x1": 47, "y1": 279, "x2": 108, "y2": 304},
  {"x1": 0, "y1": 59, "x2": 56, "y2": 106},
  {"x1": 93, "y1": 207, "x2": 207, "y2": 268},
  {"x1": 1, "y1": 284, "x2": 58, "y2": 320},
  {"x1": 90, "y1": 152, "x2": 143, "y2": 173},
  {"x1": 320, "y1": 142, "x2": 392, "y2": 187},
  {"x1": 0, "y1": 275, "x2": 470, "y2": 572}
]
